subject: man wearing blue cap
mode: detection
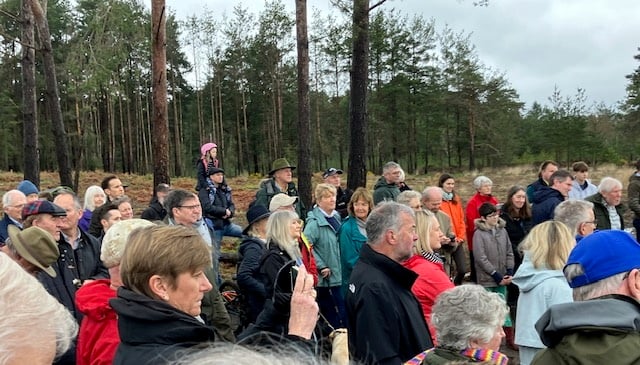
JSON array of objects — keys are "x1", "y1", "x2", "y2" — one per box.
[{"x1": 532, "y1": 230, "x2": 640, "y2": 364}]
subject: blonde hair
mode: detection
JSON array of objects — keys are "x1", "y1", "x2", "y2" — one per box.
[
  {"x1": 314, "y1": 183, "x2": 336, "y2": 201},
  {"x1": 520, "y1": 221, "x2": 575, "y2": 270},
  {"x1": 120, "y1": 225, "x2": 212, "y2": 299},
  {"x1": 414, "y1": 210, "x2": 436, "y2": 253}
]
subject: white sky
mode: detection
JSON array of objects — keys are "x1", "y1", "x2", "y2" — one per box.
[{"x1": 165, "y1": 0, "x2": 640, "y2": 110}]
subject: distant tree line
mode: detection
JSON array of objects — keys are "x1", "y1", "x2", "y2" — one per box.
[{"x1": 0, "y1": 0, "x2": 638, "y2": 180}]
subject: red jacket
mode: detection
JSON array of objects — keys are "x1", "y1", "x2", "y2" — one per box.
[
  {"x1": 440, "y1": 194, "x2": 467, "y2": 242},
  {"x1": 403, "y1": 254, "x2": 454, "y2": 344},
  {"x1": 299, "y1": 233, "x2": 319, "y2": 286},
  {"x1": 75, "y1": 279, "x2": 119, "y2": 365},
  {"x1": 465, "y1": 193, "x2": 498, "y2": 251}
]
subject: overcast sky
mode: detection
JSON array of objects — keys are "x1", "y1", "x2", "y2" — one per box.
[{"x1": 164, "y1": 0, "x2": 639, "y2": 110}]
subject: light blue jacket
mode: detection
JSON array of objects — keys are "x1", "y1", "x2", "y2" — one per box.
[
  {"x1": 338, "y1": 215, "x2": 367, "y2": 289},
  {"x1": 512, "y1": 252, "x2": 573, "y2": 349},
  {"x1": 304, "y1": 207, "x2": 342, "y2": 287},
  {"x1": 568, "y1": 179, "x2": 598, "y2": 200}
]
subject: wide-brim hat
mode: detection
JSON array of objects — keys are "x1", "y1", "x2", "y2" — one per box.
[
  {"x1": 8, "y1": 225, "x2": 59, "y2": 277},
  {"x1": 243, "y1": 204, "x2": 271, "y2": 235},
  {"x1": 269, "y1": 158, "x2": 296, "y2": 176}
]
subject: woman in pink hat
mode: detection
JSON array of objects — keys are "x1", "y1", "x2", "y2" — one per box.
[{"x1": 196, "y1": 142, "x2": 219, "y2": 191}]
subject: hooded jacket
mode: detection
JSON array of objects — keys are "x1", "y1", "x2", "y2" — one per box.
[
  {"x1": 75, "y1": 279, "x2": 119, "y2": 365},
  {"x1": 585, "y1": 192, "x2": 627, "y2": 231},
  {"x1": 111, "y1": 287, "x2": 216, "y2": 365},
  {"x1": 372, "y1": 176, "x2": 400, "y2": 205},
  {"x1": 568, "y1": 179, "x2": 598, "y2": 200},
  {"x1": 465, "y1": 192, "x2": 498, "y2": 251},
  {"x1": 512, "y1": 253, "x2": 572, "y2": 349},
  {"x1": 532, "y1": 295, "x2": 640, "y2": 365},
  {"x1": 531, "y1": 185, "x2": 565, "y2": 225},
  {"x1": 472, "y1": 218, "x2": 514, "y2": 288}
]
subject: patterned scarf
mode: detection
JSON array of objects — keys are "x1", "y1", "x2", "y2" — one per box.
[
  {"x1": 404, "y1": 347, "x2": 509, "y2": 365},
  {"x1": 421, "y1": 250, "x2": 443, "y2": 265}
]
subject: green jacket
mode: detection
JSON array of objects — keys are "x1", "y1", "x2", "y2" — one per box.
[
  {"x1": 584, "y1": 192, "x2": 627, "y2": 230},
  {"x1": 304, "y1": 207, "x2": 342, "y2": 287},
  {"x1": 201, "y1": 268, "x2": 236, "y2": 342},
  {"x1": 373, "y1": 176, "x2": 400, "y2": 205},
  {"x1": 532, "y1": 295, "x2": 640, "y2": 365},
  {"x1": 628, "y1": 173, "x2": 640, "y2": 219},
  {"x1": 254, "y1": 178, "x2": 306, "y2": 218}
]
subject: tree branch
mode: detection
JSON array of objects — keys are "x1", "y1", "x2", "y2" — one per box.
[
  {"x1": 0, "y1": 8, "x2": 21, "y2": 22},
  {"x1": 0, "y1": 30, "x2": 39, "y2": 50},
  {"x1": 369, "y1": 0, "x2": 388, "y2": 12}
]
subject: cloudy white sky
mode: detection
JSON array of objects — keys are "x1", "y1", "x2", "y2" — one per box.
[{"x1": 164, "y1": 0, "x2": 640, "y2": 110}]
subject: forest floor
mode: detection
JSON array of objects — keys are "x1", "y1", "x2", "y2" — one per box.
[{"x1": 1, "y1": 163, "x2": 634, "y2": 364}]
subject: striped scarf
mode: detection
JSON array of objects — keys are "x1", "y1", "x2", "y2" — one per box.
[
  {"x1": 404, "y1": 347, "x2": 509, "y2": 365},
  {"x1": 421, "y1": 250, "x2": 443, "y2": 265}
]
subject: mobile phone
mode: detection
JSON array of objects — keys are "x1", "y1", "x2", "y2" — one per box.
[{"x1": 290, "y1": 265, "x2": 299, "y2": 289}]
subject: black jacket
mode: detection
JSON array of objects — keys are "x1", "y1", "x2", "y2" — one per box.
[
  {"x1": 198, "y1": 183, "x2": 235, "y2": 229},
  {"x1": 346, "y1": 244, "x2": 433, "y2": 365},
  {"x1": 585, "y1": 192, "x2": 627, "y2": 231},
  {"x1": 111, "y1": 287, "x2": 216, "y2": 365},
  {"x1": 237, "y1": 235, "x2": 268, "y2": 322},
  {"x1": 140, "y1": 198, "x2": 167, "y2": 221},
  {"x1": 336, "y1": 187, "x2": 353, "y2": 219},
  {"x1": 39, "y1": 229, "x2": 109, "y2": 322}
]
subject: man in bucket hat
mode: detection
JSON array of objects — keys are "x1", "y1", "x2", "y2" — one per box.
[
  {"x1": 2, "y1": 225, "x2": 59, "y2": 277},
  {"x1": 254, "y1": 157, "x2": 306, "y2": 218},
  {"x1": 532, "y1": 230, "x2": 640, "y2": 364}
]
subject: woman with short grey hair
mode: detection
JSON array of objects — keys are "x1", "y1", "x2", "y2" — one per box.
[
  {"x1": 407, "y1": 284, "x2": 509, "y2": 365},
  {"x1": 465, "y1": 176, "x2": 498, "y2": 283}
]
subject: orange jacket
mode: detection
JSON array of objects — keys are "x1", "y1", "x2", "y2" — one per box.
[{"x1": 440, "y1": 194, "x2": 466, "y2": 242}]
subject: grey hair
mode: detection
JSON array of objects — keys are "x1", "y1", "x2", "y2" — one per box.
[
  {"x1": 553, "y1": 200, "x2": 594, "y2": 236},
  {"x1": 382, "y1": 161, "x2": 401, "y2": 174},
  {"x1": 397, "y1": 190, "x2": 421, "y2": 206},
  {"x1": 164, "y1": 189, "x2": 198, "y2": 219},
  {"x1": 83, "y1": 185, "x2": 106, "y2": 211},
  {"x1": 421, "y1": 186, "x2": 443, "y2": 202},
  {"x1": 2, "y1": 189, "x2": 25, "y2": 207},
  {"x1": 171, "y1": 342, "x2": 329, "y2": 365},
  {"x1": 564, "y1": 263, "x2": 627, "y2": 301},
  {"x1": 398, "y1": 168, "x2": 406, "y2": 182},
  {"x1": 598, "y1": 177, "x2": 623, "y2": 194},
  {"x1": 432, "y1": 284, "x2": 508, "y2": 350},
  {"x1": 366, "y1": 202, "x2": 415, "y2": 246},
  {"x1": 472, "y1": 176, "x2": 493, "y2": 190},
  {"x1": 0, "y1": 253, "x2": 78, "y2": 363},
  {"x1": 54, "y1": 191, "x2": 83, "y2": 210},
  {"x1": 266, "y1": 210, "x2": 301, "y2": 260}
]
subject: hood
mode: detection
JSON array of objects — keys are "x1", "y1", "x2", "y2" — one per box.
[
  {"x1": 536, "y1": 295, "x2": 640, "y2": 347},
  {"x1": 532, "y1": 185, "x2": 563, "y2": 204},
  {"x1": 474, "y1": 217, "x2": 506, "y2": 231},
  {"x1": 512, "y1": 253, "x2": 567, "y2": 292},
  {"x1": 111, "y1": 286, "x2": 215, "y2": 345},
  {"x1": 374, "y1": 176, "x2": 395, "y2": 189},
  {"x1": 239, "y1": 236, "x2": 266, "y2": 256},
  {"x1": 75, "y1": 279, "x2": 117, "y2": 320}
]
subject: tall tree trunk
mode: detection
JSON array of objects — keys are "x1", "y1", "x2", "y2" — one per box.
[
  {"x1": 21, "y1": 0, "x2": 38, "y2": 187},
  {"x1": 348, "y1": 0, "x2": 370, "y2": 190},
  {"x1": 295, "y1": 0, "x2": 312, "y2": 210},
  {"x1": 170, "y1": 71, "x2": 183, "y2": 176},
  {"x1": 151, "y1": 0, "x2": 170, "y2": 185},
  {"x1": 29, "y1": 0, "x2": 72, "y2": 188}
]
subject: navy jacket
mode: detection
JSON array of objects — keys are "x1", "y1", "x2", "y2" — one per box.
[
  {"x1": 531, "y1": 186, "x2": 565, "y2": 225},
  {"x1": 198, "y1": 183, "x2": 235, "y2": 229},
  {"x1": 0, "y1": 214, "x2": 19, "y2": 243}
]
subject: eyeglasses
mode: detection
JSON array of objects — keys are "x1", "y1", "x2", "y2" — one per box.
[
  {"x1": 583, "y1": 220, "x2": 597, "y2": 226},
  {"x1": 178, "y1": 204, "x2": 201, "y2": 210}
]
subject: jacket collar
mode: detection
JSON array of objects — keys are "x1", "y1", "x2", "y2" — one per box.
[{"x1": 360, "y1": 244, "x2": 418, "y2": 291}]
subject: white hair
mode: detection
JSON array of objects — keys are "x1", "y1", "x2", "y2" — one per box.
[
  {"x1": 83, "y1": 185, "x2": 106, "y2": 211},
  {"x1": 554, "y1": 200, "x2": 594, "y2": 236},
  {"x1": 564, "y1": 263, "x2": 627, "y2": 301},
  {"x1": 432, "y1": 284, "x2": 508, "y2": 350},
  {"x1": 473, "y1": 176, "x2": 493, "y2": 190},
  {"x1": 597, "y1": 177, "x2": 622, "y2": 194},
  {"x1": 2, "y1": 189, "x2": 25, "y2": 207},
  {"x1": 171, "y1": 342, "x2": 328, "y2": 365},
  {"x1": 397, "y1": 190, "x2": 421, "y2": 206},
  {"x1": 0, "y1": 253, "x2": 78, "y2": 363}
]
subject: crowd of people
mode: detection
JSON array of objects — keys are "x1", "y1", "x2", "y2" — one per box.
[{"x1": 2, "y1": 148, "x2": 640, "y2": 365}]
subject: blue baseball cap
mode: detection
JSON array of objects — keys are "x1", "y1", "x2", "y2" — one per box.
[{"x1": 564, "y1": 230, "x2": 640, "y2": 288}]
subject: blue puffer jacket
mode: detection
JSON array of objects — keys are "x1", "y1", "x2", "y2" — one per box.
[{"x1": 304, "y1": 207, "x2": 342, "y2": 287}]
